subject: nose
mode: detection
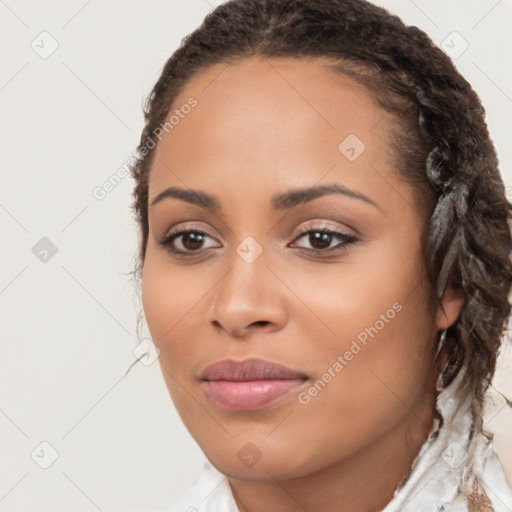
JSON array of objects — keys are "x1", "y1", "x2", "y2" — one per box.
[{"x1": 205, "y1": 248, "x2": 288, "y2": 338}]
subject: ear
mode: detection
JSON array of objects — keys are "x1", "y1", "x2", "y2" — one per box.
[{"x1": 435, "y1": 283, "x2": 465, "y2": 331}]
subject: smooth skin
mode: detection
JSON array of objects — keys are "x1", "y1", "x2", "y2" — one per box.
[{"x1": 142, "y1": 56, "x2": 464, "y2": 512}]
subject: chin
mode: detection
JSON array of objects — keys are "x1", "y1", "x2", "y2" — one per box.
[{"x1": 202, "y1": 440, "x2": 320, "y2": 481}]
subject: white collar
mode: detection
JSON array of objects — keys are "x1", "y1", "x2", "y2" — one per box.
[{"x1": 382, "y1": 365, "x2": 512, "y2": 511}]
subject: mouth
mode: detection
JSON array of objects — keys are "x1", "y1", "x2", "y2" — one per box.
[{"x1": 199, "y1": 358, "x2": 309, "y2": 411}]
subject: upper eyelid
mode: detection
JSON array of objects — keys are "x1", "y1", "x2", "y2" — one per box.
[
  {"x1": 165, "y1": 217, "x2": 353, "y2": 233},
  {"x1": 164, "y1": 221, "x2": 351, "y2": 239},
  {"x1": 164, "y1": 223, "x2": 221, "y2": 241}
]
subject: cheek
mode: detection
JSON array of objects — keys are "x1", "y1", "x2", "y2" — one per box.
[
  {"x1": 287, "y1": 235, "x2": 435, "y2": 420},
  {"x1": 285, "y1": 228, "x2": 426, "y2": 345},
  {"x1": 276, "y1": 286, "x2": 435, "y2": 474},
  {"x1": 141, "y1": 251, "x2": 205, "y2": 342},
  {"x1": 141, "y1": 255, "x2": 205, "y2": 413},
  {"x1": 141, "y1": 258, "x2": 170, "y2": 343}
]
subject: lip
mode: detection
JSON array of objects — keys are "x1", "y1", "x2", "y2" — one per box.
[{"x1": 200, "y1": 358, "x2": 309, "y2": 411}]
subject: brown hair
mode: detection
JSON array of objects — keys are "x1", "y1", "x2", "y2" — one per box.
[{"x1": 128, "y1": 0, "x2": 512, "y2": 436}]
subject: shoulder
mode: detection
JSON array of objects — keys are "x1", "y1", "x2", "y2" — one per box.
[{"x1": 155, "y1": 461, "x2": 239, "y2": 512}]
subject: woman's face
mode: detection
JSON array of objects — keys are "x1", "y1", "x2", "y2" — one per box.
[{"x1": 141, "y1": 56, "x2": 463, "y2": 479}]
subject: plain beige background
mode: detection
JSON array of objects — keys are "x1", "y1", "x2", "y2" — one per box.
[{"x1": 1, "y1": 1, "x2": 511, "y2": 510}]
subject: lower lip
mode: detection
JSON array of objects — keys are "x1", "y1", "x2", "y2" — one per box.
[{"x1": 202, "y1": 379, "x2": 307, "y2": 411}]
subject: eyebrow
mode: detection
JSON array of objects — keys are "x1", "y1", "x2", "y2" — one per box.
[{"x1": 149, "y1": 183, "x2": 380, "y2": 211}]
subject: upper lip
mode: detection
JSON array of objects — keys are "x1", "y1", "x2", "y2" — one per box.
[{"x1": 200, "y1": 358, "x2": 308, "y2": 381}]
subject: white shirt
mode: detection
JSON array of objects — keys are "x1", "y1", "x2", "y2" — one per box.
[{"x1": 156, "y1": 367, "x2": 512, "y2": 511}]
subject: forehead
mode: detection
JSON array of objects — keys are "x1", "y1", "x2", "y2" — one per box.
[
  {"x1": 147, "y1": 56, "x2": 418, "y2": 220},
  {"x1": 172, "y1": 56, "x2": 385, "y2": 136}
]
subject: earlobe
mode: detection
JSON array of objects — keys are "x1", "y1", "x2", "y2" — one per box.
[{"x1": 435, "y1": 284, "x2": 465, "y2": 331}]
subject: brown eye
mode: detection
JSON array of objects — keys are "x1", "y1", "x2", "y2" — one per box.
[
  {"x1": 291, "y1": 228, "x2": 358, "y2": 254},
  {"x1": 307, "y1": 231, "x2": 334, "y2": 250},
  {"x1": 179, "y1": 232, "x2": 207, "y2": 251},
  {"x1": 159, "y1": 230, "x2": 220, "y2": 255}
]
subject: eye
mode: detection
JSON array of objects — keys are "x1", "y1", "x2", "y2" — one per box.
[
  {"x1": 289, "y1": 227, "x2": 358, "y2": 254},
  {"x1": 158, "y1": 224, "x2": 358, "y2": 258},
  {"x1": 158, "y1": 229, "x2": 220, "y2": 256}
]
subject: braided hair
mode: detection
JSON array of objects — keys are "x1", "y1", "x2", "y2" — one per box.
[{"x1": 129, "y1": 0, "x2": 512, "y2": 437}]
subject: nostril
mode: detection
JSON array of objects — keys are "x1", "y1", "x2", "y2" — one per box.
[{"x1": 252, "y1": 321, "x2": 270, "y2": 327}]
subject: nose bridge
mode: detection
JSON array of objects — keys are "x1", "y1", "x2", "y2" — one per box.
[
  {"x1": 207, "y1": 234, "x2": 286, "y2": 334},
  {"x1": 218, "y1": 234, "x2": 270, "y2": 309}
]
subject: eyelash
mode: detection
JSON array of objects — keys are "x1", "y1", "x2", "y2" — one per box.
[{"x1": 158, "y1": 225, "x2": 358, "y2": 258}]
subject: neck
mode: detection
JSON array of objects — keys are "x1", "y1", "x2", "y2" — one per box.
[{"x1": 229, "y1": 393, "x2": 437, "y2": 512}]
